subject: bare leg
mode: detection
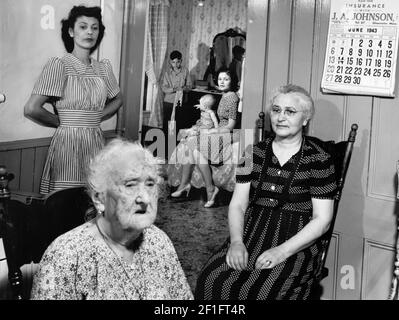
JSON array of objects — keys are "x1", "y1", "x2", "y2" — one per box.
[
  {"x1": 178, "y1": 163, "x2": 194, "y2": 189},
  {"x1": 193, "y1": 149, "x2": 215, "y2": 198},
  {"x1": 171, "y1": 145, "x2": 194, "y2": 197},
  {"x1": 176, "y1": 146, "x2": 194, "y2": 191}
]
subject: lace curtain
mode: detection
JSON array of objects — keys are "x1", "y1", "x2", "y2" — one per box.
[{"x1": 146, "y1": 0, "x2": 169, "y2": 128}]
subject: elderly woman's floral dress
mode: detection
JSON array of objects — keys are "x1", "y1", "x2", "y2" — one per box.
[
  {"x1": 32, "y1": 53, "x2": 120, "y2": 194},
  {"x1": 31, "y1": 222, "x2": 193, "y2": 300}
]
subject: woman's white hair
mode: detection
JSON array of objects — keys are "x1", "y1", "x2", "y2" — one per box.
[
  {"x1": 269, "y1": 84, "x2": 315, "y2": 120},
  {"x1": 86, "y1": 138, "x2": 162, "y2": 198}
]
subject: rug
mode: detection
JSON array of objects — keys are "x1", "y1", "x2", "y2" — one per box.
[{"x1": 155, "y1": 194, "x2": 230, "y2": 294}]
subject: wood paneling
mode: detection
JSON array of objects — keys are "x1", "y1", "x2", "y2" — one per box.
[
  {"x1": 320, "y1": 233, "x2": 340, "y2": 300},
  {"x1": 368, "y1": 97, "x2": 399, "y2": 201},
  {"x1": 241, "y1": 0, "x2": 269, "y2": 132},
  {"x1": 264, "y1": 0, "x2": 292, "y2": 100},
  {"x1": 119, "y1": 0, "x2": 148, "y2": 140},
  {"x1": 0, "y1": 150, "x2": 21, "y2": 191},
  {"x1": 0, "y1": 141, "x2": 48, "y2": 193},
  {"x1": 290, "y1": 0, "x2": 316, "y2": 90},
  {"x1": 20, "y1": 148, "x2": 36, "y2": 191},
  {"x1": 335, "y1": 234, "x2": 363, "y2": 299},
  {"x1": 362, "y1": 240, "x2": 396, "y2": 300},
  {"x1": 33, "y1": 146, "x2": 49, "y2": 192},
  {"x1": 0, "y1": 131, "x2": 117, "y2": 194}
]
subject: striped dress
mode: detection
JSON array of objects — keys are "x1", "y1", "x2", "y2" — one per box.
[
  {"x1": 32, "y1": 53, "x2": 120, "y2": 194},
  {"x1": 195, "y1": 134, "x2": 337, "y2": 300}
]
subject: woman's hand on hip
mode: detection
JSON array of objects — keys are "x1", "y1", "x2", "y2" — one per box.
[
  {"x1": 255, "y1": 246, "x2": 288, "y2": 269},
  {"x1": 226, "y1": 241, "x2": 248, "y2": 271}
]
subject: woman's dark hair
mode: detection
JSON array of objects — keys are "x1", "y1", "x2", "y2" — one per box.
[
  {"x1": 216, "y1": 67, "x2": 238, "y2": 92},
  {"x1": 61, "y1": 6, "x2": 105, "y2": 54}
]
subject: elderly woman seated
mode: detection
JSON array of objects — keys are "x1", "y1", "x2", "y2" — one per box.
[{"x1": 31, "y1": 138, "x2": 193, "y2": 300}]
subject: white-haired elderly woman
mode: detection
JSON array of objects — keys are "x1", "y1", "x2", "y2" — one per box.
[
  {"x1": 31, "y1": 138, "x2": 193, "y2": 300},
  {"x1": 195, "y1": 84, "x2": 337, "y2": 300}
]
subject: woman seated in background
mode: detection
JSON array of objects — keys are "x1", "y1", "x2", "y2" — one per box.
[
  {"x1": 167, "y1": 67, "x2": 240, "y2": 207},
  {"x1": 195, "y1": 84, "x2": 337, "y2": 300},
  {"x1": 31, "y1": 138, "x2": 193, "y2": 300}
]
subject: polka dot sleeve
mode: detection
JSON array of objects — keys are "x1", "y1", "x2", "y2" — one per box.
[
  {"x1": 226, "y1": 92, "x2": 238, "y2": 120},
  {"x1": 310, "y1": 152, "x2": 337, "y2": 199}
]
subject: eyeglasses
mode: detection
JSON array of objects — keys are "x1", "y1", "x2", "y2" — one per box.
[{"x1": 270, "y1": 105, "x2": 303, "y2": 118}]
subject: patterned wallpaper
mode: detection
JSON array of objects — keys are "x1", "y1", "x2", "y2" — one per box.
[{"x1": 167, "y1": 0, "x2": 247, "y2": 82}]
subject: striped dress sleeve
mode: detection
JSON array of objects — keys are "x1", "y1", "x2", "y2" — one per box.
[
  {"x1": 310, "y1": 150, "x2": 337, "y2": 199},
  {"x1": 32, "y1": 57, "x2": 65, "y2": 97},
  {"x1": 101, "y1": 59, "x2": 120, "y2": 99}
]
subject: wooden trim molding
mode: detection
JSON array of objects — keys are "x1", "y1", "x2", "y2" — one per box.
[
  {"x1": 0, "y1": 137, "x2": 52, "y2": 152},
  {"x1": 0, "y1": 130, "x2": 119, "y2": 152},
  {"x1": 361, "y1": 238, "x2": 396, "y2": 300},
  {"x1": 320, "y1": 232, "x2": 340, "y2": 300},
  {"x1": 368, "y1": 98, "x2": 398, "y2": 202}
]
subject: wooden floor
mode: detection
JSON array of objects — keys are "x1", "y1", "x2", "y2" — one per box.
[{"x1": 155, "y1": 186, "x2": 231, "y2": 293}]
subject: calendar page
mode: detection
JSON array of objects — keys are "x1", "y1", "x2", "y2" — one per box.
[{"x1": 321, "y1": 0, "x2": 399, "y2": 97}]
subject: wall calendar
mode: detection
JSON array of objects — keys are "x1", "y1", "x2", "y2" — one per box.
[{"x1": 321, "y1": 0, "x2": 399, "y2": 97}]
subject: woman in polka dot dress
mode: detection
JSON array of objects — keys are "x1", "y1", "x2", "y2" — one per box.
[
  {"x1": 195, "y1": 84, "x2": 337, "y2": 300},
  {"x1": 168, "y1": 67, "x2": 240, "y2": 207}
]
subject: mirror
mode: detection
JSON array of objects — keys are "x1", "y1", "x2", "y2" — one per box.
[{"x1": 204, "y1": 28, "x2": 246, "y2": 89}]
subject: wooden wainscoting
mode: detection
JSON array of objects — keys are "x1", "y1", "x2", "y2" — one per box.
[
  {"x1": 0, "y1": 137, "x2": 50, "y2": 193},
  {"x1": 0, "y1": 131, "x2": 119, "y2": 193}
]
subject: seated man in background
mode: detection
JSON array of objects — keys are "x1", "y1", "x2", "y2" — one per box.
[{"x1": 31, "y1": 138, "x2": 193, "y2": 300}]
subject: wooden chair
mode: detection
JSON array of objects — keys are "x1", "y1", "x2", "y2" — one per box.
[
  {"x1": 310, "y1": 123, "x2": 358, "y2": 298},
  {"x1": 257, "y1": 113, "x2": 358, "y2": 299},
  {"x1": 0, "y1": 166, "x2": 92, "y2": 299}
]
